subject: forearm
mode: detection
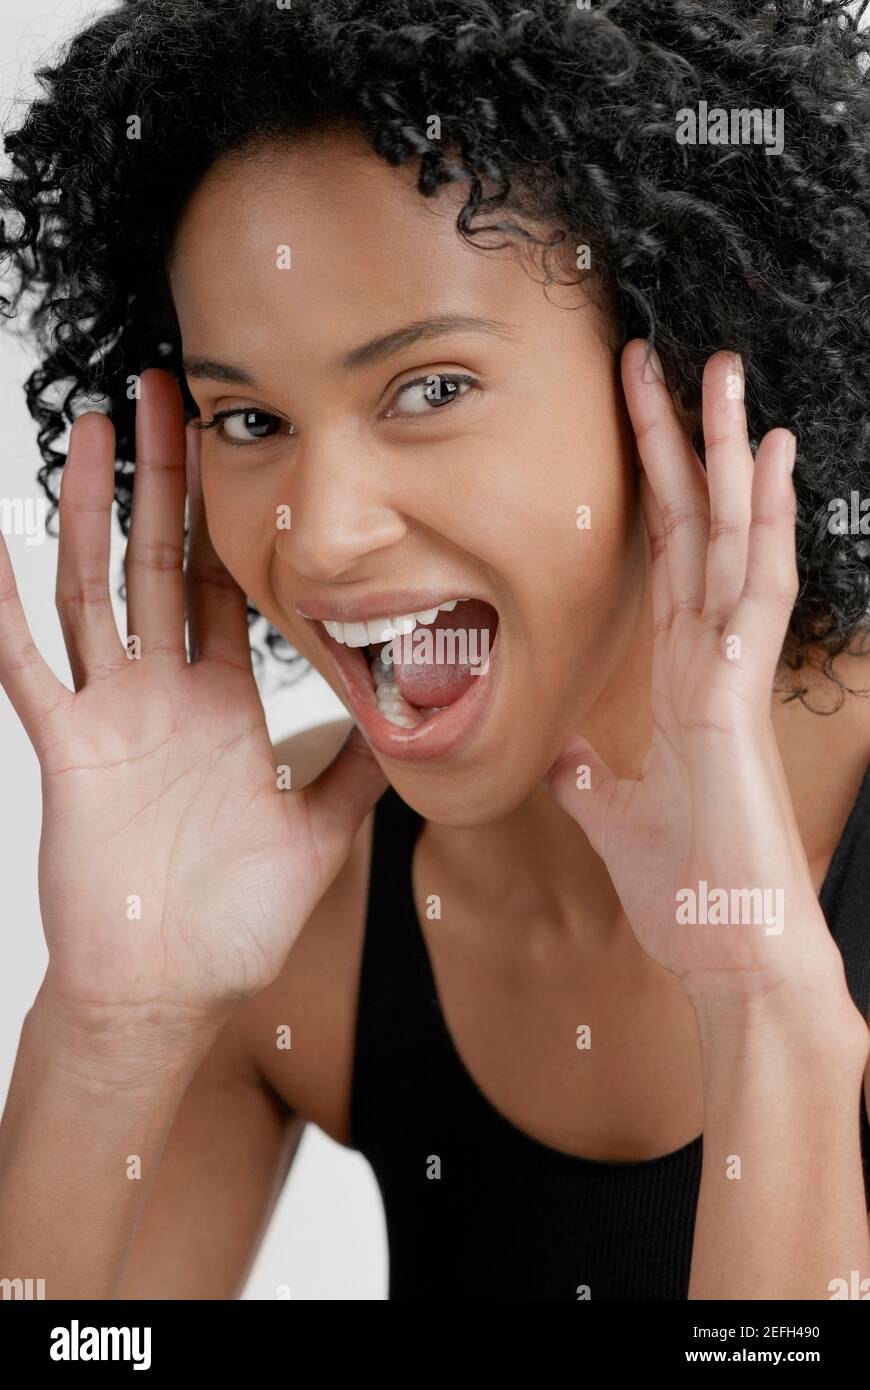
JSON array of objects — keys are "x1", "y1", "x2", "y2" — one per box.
[
  {"x1": 0, "y1": 995, "x2": 226, "y2": 1300},
  {"x1": 687, "y1": 976, "x2": 870, "y2": 1300}
]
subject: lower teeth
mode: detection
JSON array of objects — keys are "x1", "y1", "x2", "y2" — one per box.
[{"x1": 369, "y1": 647, "x2": 447, "y2": 728}]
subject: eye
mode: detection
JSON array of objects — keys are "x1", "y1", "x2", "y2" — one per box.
[
  {"x1": 382, "y1": 372, "x2": 479, "y2": 419},
  {"x1": 193, "y1": 407, "x2": 292, "y2": 447}
]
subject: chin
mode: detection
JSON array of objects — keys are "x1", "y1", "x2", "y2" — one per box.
[{"x1": 375, "y1": 740, "x2": 555, "y2": 827}]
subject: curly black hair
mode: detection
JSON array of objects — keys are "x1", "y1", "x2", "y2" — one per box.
[{"x1": 2, "y1": 0, "x2": 870, "y2": 701}]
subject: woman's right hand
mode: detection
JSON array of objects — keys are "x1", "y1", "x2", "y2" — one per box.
[{"x1": 0, "y1": 368, "x2": 386, "y2": 1035}]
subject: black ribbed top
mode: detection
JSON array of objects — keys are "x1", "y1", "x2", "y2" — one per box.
[{"x1": 350, "y1": 772, "x2": 870, "y2": 1300}]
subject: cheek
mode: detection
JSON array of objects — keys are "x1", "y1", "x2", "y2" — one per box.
[
  {"x1": 469, "y1": 415, "x2": 637, "y2": 598},
  {"x1": 491, "y1": 423, "x2": 641, "y2": 682},
  {"x1": 539, "y1": 394, "x2": 640, "y2": 606},
  {"x1": 200, "y1": 468, "x2": 273, "y2": 593}
]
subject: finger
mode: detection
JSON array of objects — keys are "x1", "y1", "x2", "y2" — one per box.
[
  {"x1": 55, "y1": 411, "x2": 126, "y2": 690},
  {"x1": 185, "y1": 423, "x2": 253, "y2": 670},
  {"x1": 700, "y1": 351, "x2": 754, "y2": 627},
  {"x1": 639, "y1": 471, "x2": 680, "y2": 723},
  {"x1": 638, "y1": 471, "x2": 672, "y2": 637},
  {"x1": 303, "y1": 724, "x2": 388, "y2": 881},
  {"x1": 728, "y1": 428, "x2": 798, "y2": 691},
  {"x1": 125, "y1": 369, "x2": 187, "y2": 659},
  {"x1": 543, "y1": 734, "x2": 623, "y2": 860},
  {"x1": 620, "y1": 338, "x2": 709, "y2": 616},
  {"x1": 0, "y1": 529, "x2": 71, "y2": 748}
]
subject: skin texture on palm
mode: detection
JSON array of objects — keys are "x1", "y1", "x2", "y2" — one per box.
[
  {"x1": 546, "y1": 346, "x2": 840, "y2": 996},
  {"x1": 0, "y1": 367, "x2": 386, "y2": 1021}
]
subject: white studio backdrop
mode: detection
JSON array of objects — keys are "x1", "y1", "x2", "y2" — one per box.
[{"x1": 0, "y1": 0, "x2": 386, "y2": 1300}]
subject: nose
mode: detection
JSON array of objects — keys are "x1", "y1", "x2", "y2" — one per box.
[{"x1": 275, "y1": 431, "x2": 408, "y2": 581}]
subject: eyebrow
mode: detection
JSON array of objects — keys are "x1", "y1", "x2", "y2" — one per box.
[
  {"x1": 336, "y1": 314, "x2": 517, "y2": 371},
  {"x1": 181, "y1": 314, "x2": 517, "y2": 385}
]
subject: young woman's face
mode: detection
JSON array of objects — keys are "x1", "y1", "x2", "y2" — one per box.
[{"x1": 169, "y1": 130, "x2": 649, "y2": 823}]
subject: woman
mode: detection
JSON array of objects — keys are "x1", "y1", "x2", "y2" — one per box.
[{"x1": 0, "y1": 0, "x2": 868, "y2": 1301}]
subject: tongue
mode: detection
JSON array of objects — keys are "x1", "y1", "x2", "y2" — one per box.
[{"x1": 388, "y1": 600, "x2": 498, "y2": 709}]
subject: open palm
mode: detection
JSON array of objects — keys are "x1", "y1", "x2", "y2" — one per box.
[
  {"x1": 547, "y1": 343, "x2": 838, "y2": 997},
  {"x1": 2, "y1": 370, "x2": 384, "y2": 1023}
]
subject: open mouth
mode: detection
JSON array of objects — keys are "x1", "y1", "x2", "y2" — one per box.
[{"x1": 303, "y1": 597, "x2": 501, "y2": 762}]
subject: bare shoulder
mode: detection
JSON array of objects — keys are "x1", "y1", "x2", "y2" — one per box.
[
  {"x1": 235, "y1": 717, "x2": 378, "y2": 1146},
  {"x1": 776, "y1": 654, "x2": 870, "y2": 885}
]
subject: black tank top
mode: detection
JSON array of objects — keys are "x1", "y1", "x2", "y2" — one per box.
[{"x1": 350, "y1": 776, "x2": 870, "y2": 1300}]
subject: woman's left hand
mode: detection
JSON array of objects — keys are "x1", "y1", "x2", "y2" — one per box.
[{"x1": 546, "y1": 340, "x2": 850, "y2": 1006}]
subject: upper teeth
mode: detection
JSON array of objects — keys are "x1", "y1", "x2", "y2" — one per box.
[{"x1": 322, "y1": 598, "x2": 466, "y2": 647}]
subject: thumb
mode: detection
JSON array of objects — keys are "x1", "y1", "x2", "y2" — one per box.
[
  {"x1": 303, "y1": 723, "x2": 389, "y2": 876},
  {"x1": 543, "y1": 735, "x2": 621, "y2": 858}
]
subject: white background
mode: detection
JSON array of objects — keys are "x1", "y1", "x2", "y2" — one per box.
[{"x1": 0, "y1": 0, "x2": 386, "y2": 1299}]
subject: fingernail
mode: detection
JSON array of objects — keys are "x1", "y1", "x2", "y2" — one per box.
[
  {"x1": 784, "y1": 432, "x2": 796, "y2": 474},
  {"x1": 648, "y1": 348, "x2": 665, "y2": 383},
  {"x1": 725, "y1": 352, "x2": 745, "y2": 403}
]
